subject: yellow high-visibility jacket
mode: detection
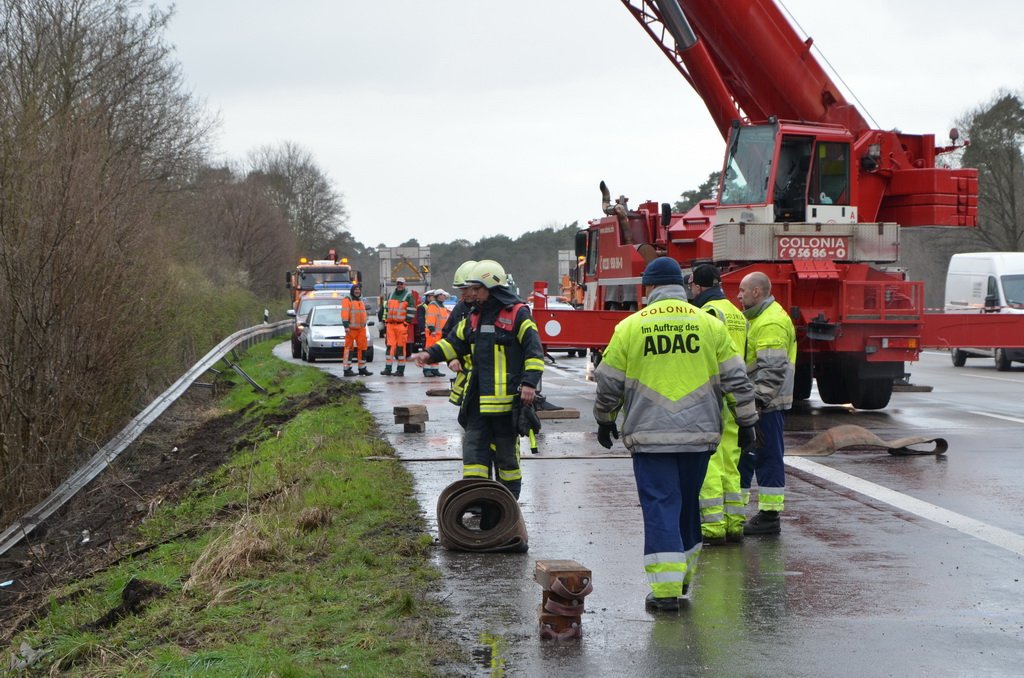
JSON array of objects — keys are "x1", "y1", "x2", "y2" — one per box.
[
  {"x1": 429, "y1": 299, "x2": 544, "y2": 414},
  {"x1": 594, "y1": 287, "x2": 757, "y2": 453},
  {"x1": 743, "y1": 297, "x2": 797, "y2": 412}
]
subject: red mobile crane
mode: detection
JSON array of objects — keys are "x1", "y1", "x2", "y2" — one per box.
[{"x1": 533, "y1": 0, "x2": 1024, "y2": 409}]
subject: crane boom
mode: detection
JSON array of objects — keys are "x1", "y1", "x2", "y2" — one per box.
[
  {"x1": 534, "y1": 0, "x2": 1009, "y2": 411},
  {"x1": 621, "y1": 0, "x2": 976, "y2": 228}
]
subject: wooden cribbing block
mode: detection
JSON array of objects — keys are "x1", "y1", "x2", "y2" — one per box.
[
  {"x1": 536, "y1": 560, "x2": 590, "y2": 641},
  {"x1": 393, "y1": 405, "x2": 428, "y2": 417},
  {"x1": 394, "y1": 413, "x2": 429, "y2": 424},
  {"x1": 538, "y1": 606, "x2": 582, "y2": 638},
  {"x1": 535, "y1": 408, "x2": 579, "y2": 420},
  {"x1": 403, "y1": 423, "x2": 426, "y2": 433},
  {"x1": 534, "y1": 559, "x2": 592, "y2": 594},
  {"x1": 543, "y1": 590, "x2": 585, "y2": 616}
]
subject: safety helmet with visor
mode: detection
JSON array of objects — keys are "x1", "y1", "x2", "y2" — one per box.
[
  {"x1": 452, "y1": 260, "x2": 478, "y2": 288},
  {"x1": 466, "y1": 260, "x2": 508, "y2": 289}
]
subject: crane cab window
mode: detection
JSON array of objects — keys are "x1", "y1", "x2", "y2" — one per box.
[
  {"x1": 720, "y1": 125, "x2": 776, "y2": 206},
  {"x1": 773, "y1": 135, "x2": 814, "y2": 222},
  {"x1": 809, "y1": 142, "x2": 850, "y2": 206}
]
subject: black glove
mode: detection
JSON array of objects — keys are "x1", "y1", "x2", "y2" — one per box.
[
  {"x1": 514, "y1": 403, "x2": 541, "y2": 437},
  {"x1": 738, "y1": 425, "x2": 757, "y2": 452},
  {"x1": 597, "y1": 422, "x2": 619, "y2": 449}
]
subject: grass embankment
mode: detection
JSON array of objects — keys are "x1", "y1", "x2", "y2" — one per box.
[{"x1": 8, "y1": 341, "x2": 461, "y2": 676}]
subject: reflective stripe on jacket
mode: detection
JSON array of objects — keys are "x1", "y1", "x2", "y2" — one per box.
[
  {"x1": 341, "y1": 297, "x2": 368, "y2": 329},
  {"x1": 593, "y1": 286, "x2": 757, "y2": 454},
  {"x1": 428, "y1": 300, "x2": 544, "y2": 414},
  {"x1": 386, "y1": 290, "x2": 415, "y2": 324},
  {"x1": 442, "y1": 299, "x2": 475, "y2": 406},
  {"x1": 743, "y1": 297, "x2": 797, "y2": 412}
]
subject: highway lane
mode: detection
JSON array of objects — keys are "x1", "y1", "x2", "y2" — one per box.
[
  {"x1": 792, "y1": 350, "x2": 1024, "y2": 540},
  {"x1": 276, "y1": 341, "x2": 1024, "y2": 677}
]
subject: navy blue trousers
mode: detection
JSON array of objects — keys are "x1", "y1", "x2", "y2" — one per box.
[
  {"x1": 633, "y1": 451, "x2": 713, "y2": 558},
  {"x1": 739, "y1": 409, "x2": 786, "y2": 511}
]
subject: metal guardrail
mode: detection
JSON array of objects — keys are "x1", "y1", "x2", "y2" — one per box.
[{"x1": 0, "y1": 320, "x2": 292, "y2": 557}]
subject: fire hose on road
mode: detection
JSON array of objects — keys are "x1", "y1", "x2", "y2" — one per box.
[
  {"x1": 436, "y1": 478, "x2": 529, "y2": 553},
  {"x1": 788, "y1": 424, "x2": 948, "y2": 457}
]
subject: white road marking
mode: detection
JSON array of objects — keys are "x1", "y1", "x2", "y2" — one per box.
[
  {"x1": 967, "y1": 410, "x2": 1024, "y2": 425},
  {"x1": 955, "y1": 373, "x2": 1024, "y2": 384},
  {"x1": 786, "y1": 456, "x2": 1024, "y2": 556}
]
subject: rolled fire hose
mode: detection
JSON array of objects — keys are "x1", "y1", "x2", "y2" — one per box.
[
  {"x1": 788, "y1": 424, "x2": 948, "y2": 457},
  {"x1": 436, "y1": 478, "x2": 529, "y2": 553}
]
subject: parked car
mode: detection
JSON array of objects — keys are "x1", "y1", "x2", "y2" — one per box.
[
  {"x1": 299, "y1": 305, "x2": 347, "y2": 362},
  {"x1": 289, "y1": 289, "x2": 376, "y2": 362}
]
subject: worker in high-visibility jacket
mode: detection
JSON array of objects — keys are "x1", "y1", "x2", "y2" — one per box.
[
  {"x1": 411, "y1": 260, "x2": 544, "y2": 500},
  {"x1": 443, "y1": 261, "x2": 479, "y2": 406},
  {"x1": 422, "y1": 289, "x2": 451, "y2": 377},
  {"x1": 341, "y1": 283, "x2": 373, "y2": 377},
  {"x1": 415, "y1": 290, "x2": 435, "y2": 355},
  {"x1": 737, "y1": 270, "x2": 797, "y2": 536},
  {"x1": 382, "y1": 277, "x2": 416, "y2": 377},
  {"x1": 593, "y1": 257, "x2": 757, "y2": 613},
  {"x1": 686, "y1": 264, "x2": 750, "y2": 545}
]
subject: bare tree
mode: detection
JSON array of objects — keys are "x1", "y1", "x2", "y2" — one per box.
[
  {"x1": 248, "y1": 142, "x2": 348, "y2": 255},
  {"x1": 205, "y1": 174, "x2": 297, "y2": 296},
  {"x1": 958, "y1": 92, "x2": 1024, "y2": 251},
  {"x1": 0, "y1": 0, "x2": 209, "y2": 521}
]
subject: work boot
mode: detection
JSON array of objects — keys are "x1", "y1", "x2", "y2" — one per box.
[
  {"x1": 702, "y1": 534, "x2": 727, "y2": 546},
  {"x1": 726, "y1": 531, "x2": 744, "y2": 543},
  {"x1": 395, "y1": 365, "x2": 405, "y2": 377},
  {"x1": 381, "y1": 365, "x2": 393, "y2": 376},
  {"x1": 743, "y1": 510, "x2": 781, "y2": 535},
  {"x1": 358, "y1": 367, "x2": 373, "y2": 376},
  {"x1": 342, "y1": 367, "x2": 356, "y2": 377},
  {"x1": 645, "y1": 592, "x2": 680, "y2": 612}
]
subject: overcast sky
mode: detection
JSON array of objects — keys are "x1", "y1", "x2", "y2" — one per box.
[{"x1": 156, "y1": 0, "x2": 1024, "y2": 248}]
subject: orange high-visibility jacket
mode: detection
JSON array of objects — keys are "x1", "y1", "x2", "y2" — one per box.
[
  {"x1": 386, "y1": 289, "x2": 415, "y2": 324},
  {"x1": 341, "y1": 296, "x2": 368, "y2": 329}
]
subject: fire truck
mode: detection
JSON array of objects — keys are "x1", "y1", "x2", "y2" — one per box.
[
  {"x1": 532, "y1": 0, "x2": 1024, "y2": 410},
  {"x1": 285, "y1": 249, "x2": 359, "y2": 307}
]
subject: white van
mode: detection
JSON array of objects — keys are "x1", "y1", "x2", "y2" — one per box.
[{"x1": 944, "y1": 252, "x2": 1024, "y2": 370}]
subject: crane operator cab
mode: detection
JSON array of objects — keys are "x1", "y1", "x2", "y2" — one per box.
[{"x1": 717, "y1": 121, "x2": 854, "y2": 227}]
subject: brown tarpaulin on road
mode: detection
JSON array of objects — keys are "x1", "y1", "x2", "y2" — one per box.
[
  {"x1": 436, "y1": 478, "x2": 528, "y2": 553},
  {"x1": 788, "y1": 424, "x2": 948, "y2": 457}
]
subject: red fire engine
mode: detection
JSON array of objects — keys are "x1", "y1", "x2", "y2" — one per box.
[
  {"x1": 285, "y1": 249, "x2": 358, "y2": 307},
  {"x1": 532, "y1": 0, "x2": 1024, "y2": 410}
]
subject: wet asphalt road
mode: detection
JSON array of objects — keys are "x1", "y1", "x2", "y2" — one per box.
[{"x1": 274, "y1": 343, "x2": 1024, "y2": 677}]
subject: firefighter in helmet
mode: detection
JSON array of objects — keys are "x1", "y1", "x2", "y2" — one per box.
[{"x1": 411, "y1": 260, "x2": 544, "y2": 499}]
